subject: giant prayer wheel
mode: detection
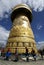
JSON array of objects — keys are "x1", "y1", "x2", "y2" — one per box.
[{"x1": 5, "y1": 4, "x2": 37, "y2": 54}]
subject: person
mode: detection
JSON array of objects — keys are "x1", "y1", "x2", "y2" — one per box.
[
  {"x1": 31, "y1": 48, "x2": 36, "y2": 61},
  {"x1": 0, "y1": 49, "x2": 1, "y2": 57},
  {"x1": 5, "y1": 48, "x2": 11, "y2": 60},
  {"x1": 43, "y1": 49, "x2": 44, "y2": 55},
  {"x1": 39, "y1": 50, "x2": 43, "y2": 59},
  {"x1": 1, "y1": 48, "x2": 5, "y2": 57},
  {"x1": 25, "y1": 47, "x2": 29, "y2": 62},
  {"x1": 14, "y1": 48, "x2": 19, "y2": 62}
]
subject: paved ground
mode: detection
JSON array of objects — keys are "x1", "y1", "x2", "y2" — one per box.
[
  {"x1": 0, "y1": 59, "x2": 44, "y2": 65},
  {"x1": 0, "y1": 56, "x2": 44, "y2": 65}
]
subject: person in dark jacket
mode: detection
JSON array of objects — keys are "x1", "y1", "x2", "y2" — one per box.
[
  {"x1": 31, "y1": 48, "x2": 36, "y2": 61},
  {"x1": 39, "y1": 50, "x2": 43, "y2": 59},
  {"x1": 25, "y1": 47, "x2": 29, "y2": 62},
  {"x1": 14, "y1": 48, "x2": 19, "y2": 62}
]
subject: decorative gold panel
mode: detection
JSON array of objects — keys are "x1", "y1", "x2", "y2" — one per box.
[
  {"x1": 18, "y1": 43, "x2": 23, "y2": 47},
  {"x1": 13, "y1": 42, "x2": 17, "y2": 47},
  {"x1": 24, "y1": 43, "x2": 29, "y2": 47}
]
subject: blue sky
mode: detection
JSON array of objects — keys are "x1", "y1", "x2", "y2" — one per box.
[
  {"x1": 31, "y1": 10, "x2": 44, "y2": 42},
  {"x1": 0, "y1": 0, "x2": 44, "y2": 48}
]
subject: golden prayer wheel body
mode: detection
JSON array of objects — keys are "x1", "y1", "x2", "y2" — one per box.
[{"x1": 5, "y1": 4, "x2": 37, "y2": 54}]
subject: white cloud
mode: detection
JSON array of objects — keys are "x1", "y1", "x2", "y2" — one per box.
[
  {"x1": 37, "y1": 25, "x2": 42, "y2": 30},
  {"x1": 38, "y1": 41, "x2": 44, "y2": 44},
  {"x1": 37, "y1": 41, "x2": 44, "y2": 50},
  {"x1": 0, "y1": 0, "x2": 44, "y2": 20},
  {"x1": 0, "y1": 25, "x2": 10, "y2": 46}
]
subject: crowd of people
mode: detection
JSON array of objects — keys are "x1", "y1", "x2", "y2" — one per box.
[{"x1": 0, "y1": 47, "x2": 44, "y2": 62}]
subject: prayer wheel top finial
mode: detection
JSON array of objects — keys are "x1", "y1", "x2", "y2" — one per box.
[{"x1": 11, "y1": 4, "x2": 32, "y2": 23}]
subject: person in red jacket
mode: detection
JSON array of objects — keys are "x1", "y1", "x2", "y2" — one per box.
[{"x1": 1, "y1": 48, "x2": 5, "y2": 57}]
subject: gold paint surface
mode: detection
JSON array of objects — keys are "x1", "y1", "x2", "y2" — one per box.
[{"x1": 5, "y1": 4, "x2": 37, "y2": 54}]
